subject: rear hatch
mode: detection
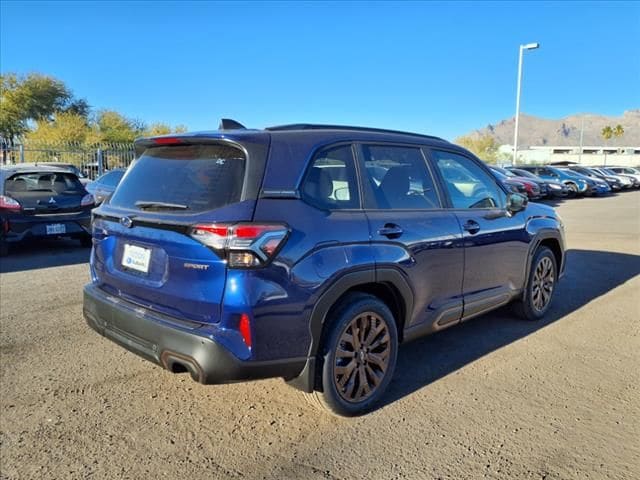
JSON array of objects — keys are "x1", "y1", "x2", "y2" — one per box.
[
  {"x1": 91, "y1": 136, "x2": 269, "y2": 324},
  {"x1": 5, "y1": 171, "x2": 88, "y2": 215}
]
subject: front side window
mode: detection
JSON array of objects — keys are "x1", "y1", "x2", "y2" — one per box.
[
  {"x1": 432, "y1": 150, "x2": 506, "y2": 209},
  {"x1": 301, "y1": 145, "x2": 359, "y2": 210},
  {"x1": 361, "y1": 145, "x2": 440, "y2": 209}
]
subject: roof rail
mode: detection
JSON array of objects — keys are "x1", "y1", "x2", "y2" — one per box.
[{"x1": 265, "y1": 124, "x2": 447, "y2": 142}]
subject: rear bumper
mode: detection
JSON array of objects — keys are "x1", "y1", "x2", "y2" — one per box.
[
  {"x1": 1, "y1": 211, "x2": 91, "y2": 243},
  {"x1": 83, "y1": 283, "x2": 305, "y2": 384}
]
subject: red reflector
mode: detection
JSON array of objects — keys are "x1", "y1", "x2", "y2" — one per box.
[
  {"x1": 239, "y1": 314, "x2": 252, "y2": 348},
  {"x1": 153, "y1": 137, "x2": 183, "y2": 145}
]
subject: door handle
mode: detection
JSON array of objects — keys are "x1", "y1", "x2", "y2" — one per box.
[
  {"x1": 462, "y1": 220, "x2": 481, "y2": 235},
  {"x1": 378, "y1": 224, "x2": 404, "y2": 239}
]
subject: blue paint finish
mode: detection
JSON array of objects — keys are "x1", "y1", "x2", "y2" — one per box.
[
  {"x1": 365, "y1": 209, "x2": 464, "y2": 328},
  {"x1": 84, "y1": 127, "x2": 566, "y2": 385}
]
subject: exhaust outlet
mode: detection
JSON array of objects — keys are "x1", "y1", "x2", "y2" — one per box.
[{"x1": 160, "y1": 351, "x2": 204, "y2": 383}]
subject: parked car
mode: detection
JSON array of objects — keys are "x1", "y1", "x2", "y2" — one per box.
[
  {"x1": 0, "y1": 165, "x2": 94, "y2": 256},
  {"x1": 568, "y1": 166, "x2": 622, "y2": 191},
  {"x1": 490, "y1": 167, "x2": 541, "y2": 199},
  {"x1": 517, "y1": 165, "x2": 592, "y2": 196},
  {"x1": 15, "y1": 162, "x2": 91, "y2": 185},
  {"x1": 608, "y1": 166, "x2": 640, "y2": 185},
  {"x1": 487, "y1": 167, "x2": 528, "y2": 195},
  {"x1": 557, "y1": 168, "x2": 611, "y2": 195},
  {"x1": 592, "y1": 167, "x2": 638, "y2": 189},
  {"x1": 84, "y1": 122, "x2": 566, "y2": 416},
  {"x1": 86, "y1": 169, "x2": 126, "y2": 205},
  {"x1": 491, "y1": 166, "x2": 545, "y2": 199},
  {"x1": 507, "y1": 167, "x2": 569, "y2": 198}
]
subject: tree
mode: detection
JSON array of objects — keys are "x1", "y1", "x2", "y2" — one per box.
[
  {"x1": 455, "y1": 134, "x2": 500, "y2": 163},
  {"x1": 613, "y1": 124, "x2": 624, "y2": 140},
  {"x1": 601, "y1": 125, "x2": 613, "y2": 143},
  {"x1": 143, "y1": 123, "x2": 188, "y2": 137},
  {"x1": 95, "y1": 110, "x2": 143, "y2": 143},
  {"x1": 26, "y1": 112, "x2": 91, "y2": 145},
  {"x1": 0, "y1": 73, "x2": 78, "y2": 143}
]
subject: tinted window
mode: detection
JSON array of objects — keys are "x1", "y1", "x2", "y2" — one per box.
[
  {"x1": 5, "y1": 172, "x2": 84, "y2": 194},
  {"x1": 301, "y1": 145, "x2": 359, "y2": 210},
  {"x1": 432, "y1": 150, "x2": 506, "y2": 209},
  {"x1": 361, "y1": 145, "x2": 440, "y2": 209},
  {"x1": 109, "y1": 145, "x2": 245, "y2": 213}
]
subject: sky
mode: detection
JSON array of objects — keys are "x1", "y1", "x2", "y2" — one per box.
[{"x1": 1, "y1": 1, "x2": 639, "y2": 140}]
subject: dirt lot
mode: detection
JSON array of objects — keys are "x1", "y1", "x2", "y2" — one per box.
[{"x1": 1, "y1": 192, "x2": 639, "y2": 480}]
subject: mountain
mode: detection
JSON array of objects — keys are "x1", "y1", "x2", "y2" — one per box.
[{"x1": 463, "y1": 110, "x2": 640, "y2": 147}]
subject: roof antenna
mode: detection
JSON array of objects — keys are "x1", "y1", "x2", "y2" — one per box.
[{"x1": 219, "y1": 119, "x2": 246, "y2": 130}]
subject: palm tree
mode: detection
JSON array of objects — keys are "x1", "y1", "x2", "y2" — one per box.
[
  {"x1": 613, "y1": 124, "x2": 624, "y2": 140},
  {"x1": 601, "y1": 126, "x2": 614, "y2": 166}
]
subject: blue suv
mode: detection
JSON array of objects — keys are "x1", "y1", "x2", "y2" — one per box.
[{"x1": 84, "y1": 122, "x2": 565, "y2": 416}]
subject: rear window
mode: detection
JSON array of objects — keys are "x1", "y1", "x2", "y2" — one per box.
[
  {"x1": 5, "y1": 172, "x2": 84, "y2": 194},
  {"x1": 109, "y1": 144, "x2": 246, "y2": 213}
]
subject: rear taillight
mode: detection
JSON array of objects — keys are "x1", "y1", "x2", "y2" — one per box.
[
  {"x1": 81, "y1": 194, "x2": 95, "y2": 207},
  {"x1": 191, "y1": 223, "x2": 289, "y2": 268},
  {"x1": 0, "y1": 195, "x2": 21, "y2": 211}
]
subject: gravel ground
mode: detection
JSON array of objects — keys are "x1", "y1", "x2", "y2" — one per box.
[{"x1": 1, "y1": 192, "x2": 639, "y2": 480}]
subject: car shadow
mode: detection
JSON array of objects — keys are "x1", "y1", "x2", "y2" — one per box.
[
  {"x1": 379, "y1": 248, "x2": 640, "y2": 410},
  {"x1": 0, "y1": 239, "x2": 90, "y2": 274}
]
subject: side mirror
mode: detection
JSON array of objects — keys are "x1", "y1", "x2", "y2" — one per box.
[{"x1": 507, "y1": 193, "x2": 528, "y2": 213}]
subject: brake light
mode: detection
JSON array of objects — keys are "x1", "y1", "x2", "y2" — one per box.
[
  {"x1": 191, "y1": 223, "x2": 289, "y2": 268},
  {"x1": 154, "y1": 137, "x2": 184, "y2": 145},
  {"x1": 81, "y1": 194, "x2": 95, "y2": 207},
  {"x1": 239, "y1": 314, "x2": 252, "y2": 349},
  {"x1": 0, "y1": 195, "x2": 21, "y2": 211}
]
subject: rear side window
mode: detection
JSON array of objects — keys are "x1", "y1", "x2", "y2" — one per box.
[
  {"x1": 361, "y1": 145, "x2": 440, "y2": 209},
  {"x1": 109, "y1": 144, "x2": 245, "y2": 213},
  {"x1": 5, "y1": 172, "x2": 84, "y2": 194},
  {"x1": 301, "y1": 145, "x2": 359, "y2": 210}
]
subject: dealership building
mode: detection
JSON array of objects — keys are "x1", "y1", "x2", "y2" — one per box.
[{"x1": 500, "y1": 145, "x2": 640, "y2": 167}]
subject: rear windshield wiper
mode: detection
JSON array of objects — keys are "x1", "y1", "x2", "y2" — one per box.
[{"x1": 135, "y1": 200, "x2": 189, "y2": 210}]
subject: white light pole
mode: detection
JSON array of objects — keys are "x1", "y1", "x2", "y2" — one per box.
[{"x1": 513, "y1": 42, "x2": 539, "y2": 165}]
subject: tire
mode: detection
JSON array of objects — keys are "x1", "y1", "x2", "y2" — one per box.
[
  {"x1": 79, "y1": 235, "x2": 93, "y2": 248},
  {"x1": 514, "y1": 246, "x2": 557, "y2": 321},
  {"x1": 0, "y1": 241, "x2": 8, "y2": 257},
  {"x1": 305, "y1": 293, "x2": 399, "y2": 417},
  {"x1": 565, "y1": 182, "x2": 578, "y2": 196}
]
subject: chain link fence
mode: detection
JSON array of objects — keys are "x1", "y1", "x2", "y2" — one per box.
[{"x1": 1, "y1": 140, "x2": 135, "y2": 180}]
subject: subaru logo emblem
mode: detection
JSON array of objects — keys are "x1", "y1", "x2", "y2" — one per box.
[
  {"x1": 48, "y1": 197, "x2": 56, "y2": 205},
  {"x1": 120, "y1": 217, "x2": 133, "y2": 228}
]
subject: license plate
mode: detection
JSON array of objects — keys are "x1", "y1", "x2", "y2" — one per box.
[
  {"x1": 46, "y1": 224, "x2": 66, "y2": 235},
  {"x1": 122, "y1": 244, "x2": 151, "y2": 274}
]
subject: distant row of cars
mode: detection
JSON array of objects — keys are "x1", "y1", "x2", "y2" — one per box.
[
  {"x1": 1, "y1": 159, "x2": 638, "y2": 257},
  {"x1": 489, "y1": 164, "x2": 640, "y2": 200}
]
